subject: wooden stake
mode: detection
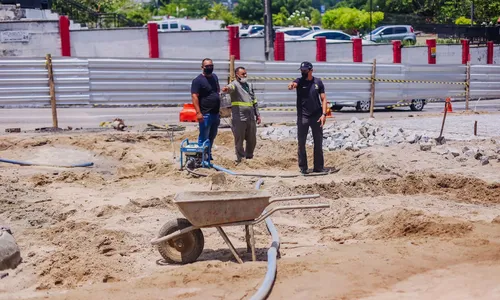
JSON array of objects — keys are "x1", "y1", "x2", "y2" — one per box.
[
  {"x1": 46, "y1": 54, "x2": 58, "y2": 128},
  {"x1": 465, "y1": 61, "x2": 471, "y2": 112},
  {"x1": 229, "y1": 55, "x2": 235, "y2": 83},
  {"x1": 474, "y1": 120, "x2": 477, "y2": 136},
  {"x1": 370, "y1": 59, "x2": 377, "y2": 118}
]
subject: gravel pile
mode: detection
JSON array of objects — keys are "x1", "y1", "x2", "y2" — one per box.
[
  {"x1": 261, "y1": 117, "x2": 425, "y2": 151},
  {"x1": 260, "y1": 117, "x2": 500, "y2": 166}
]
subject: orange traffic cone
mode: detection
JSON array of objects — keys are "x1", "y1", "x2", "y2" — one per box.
[
  {"x1": 179, "y1": 103, "x2": 197, "y2": 122},
  {"x1": 445, "y1": 97, "x2": 453, "y2": 113}
]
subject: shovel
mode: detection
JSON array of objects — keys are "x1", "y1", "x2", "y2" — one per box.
[{"x1": 435, "y1": 101, "x2": 448, "y2": 145}]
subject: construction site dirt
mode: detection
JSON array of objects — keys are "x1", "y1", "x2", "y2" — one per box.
[{"x1": 0, "y1": 113, "x2": 499, "y2": 300}]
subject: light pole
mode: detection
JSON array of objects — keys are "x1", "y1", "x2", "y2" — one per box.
[
  {"x1": 470, "y1": 0, "x2": 474, "y2": 25},
  {"x1": 369, "y1": 0, "x2": 373, "y2": 41},
  {"x1": 264, "y1": 0, "x2": 273, "y2": 60}
]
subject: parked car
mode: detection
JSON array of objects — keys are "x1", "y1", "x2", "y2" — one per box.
[
  {"x1": 364, "y1": 25, "x2": 416, "y2": 44},
  {"x1": 276, "y1": 27, "x2": 312, "y2": 41},
  {"x1": 240, "y1": 25, "x2": 264, "y2": 37},
  {"x1": 146, "y1": 20, "x2": 191, "y2": 32},
  {"x1": 331, "y1": 98, "x2": 426, "y2": 112},
  {"x1": 296, "y1": 30, "x2": 376, "y2": 44}
]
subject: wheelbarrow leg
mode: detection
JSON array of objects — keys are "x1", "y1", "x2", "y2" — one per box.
[
  {"x1": 216, "y1": 227, "x2": 243, "y2": 264},
  {"x1": 245, "y1": 225, "x2": 251, "y2": 253},
  {"x1": 249, "y1": 225, "x2": 256, "y2": 262}
]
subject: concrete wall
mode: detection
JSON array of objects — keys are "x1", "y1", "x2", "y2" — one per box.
[
  {"x1": 0, "y1": 20, "x2": 60, "y2": 57},
  {"x1": 285, "y1": 40, "x2": 316, "y2": 62},
  {"x1": 240, "y1": 37, "x2": 265, "y2": 61},
  {"x1": 159, "y1": 30, "x2": 227, "y2": 60},
  {"x1": 363, "y1": 44, "x2": 394, "y2": 63},
  {"x1": 401, "y1": 46, "x2": 428, "y2": 65},
  {"x1": 326, "y1": 42, "x2": 352, "y2": 62},
  {"x1": 71, "y1": 28, "x2": 149, "y2": 58}
]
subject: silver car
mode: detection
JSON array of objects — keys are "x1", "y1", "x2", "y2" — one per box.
[
  {"x1": 364, "y1": 25, "x2": 417, "y2": 45},
  {"x1": 331, "y1": 98, "x2": 426, "y2": 112}
]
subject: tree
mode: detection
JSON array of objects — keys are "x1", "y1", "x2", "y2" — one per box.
[
  {"x1": 234, "y1": 0, "x2": 264, "y2": 23},
  {"x1": 207, "y1": 3, "x2": 240, "y2": 27},
  {"x1": 235, "y1": 0, "x2": 314, "y2": 24},
  {"x1": 311, "y1": 8, "x2": 321, "y2": 25},
  {"x1": 322, "y1": 7, "x2": 384, "y2": 33}
]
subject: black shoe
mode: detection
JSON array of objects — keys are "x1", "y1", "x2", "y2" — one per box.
[
  {"x1": 300, "y1": 168, "x2": 309, "y2": 175},
  {"x1": 246, "y1": 156, "x2": 253, "y2": 159},
  {"x1": 313, "y1": 167, "x2": 339, "y2": 174}
]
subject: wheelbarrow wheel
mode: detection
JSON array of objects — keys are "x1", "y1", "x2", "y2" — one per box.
[{"x1": 157, "y1": 218, "x2": 204, "y2": 264}]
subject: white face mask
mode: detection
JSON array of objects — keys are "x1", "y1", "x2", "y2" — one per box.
[{"x1": 238, "y1": 77, "x2": 248, "y2": 84}]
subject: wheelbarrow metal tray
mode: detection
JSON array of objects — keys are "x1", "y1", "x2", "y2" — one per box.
[{"x1": 173, "y1": 190, "x2": 272, "y2": 227}]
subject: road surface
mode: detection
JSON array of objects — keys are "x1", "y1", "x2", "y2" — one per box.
[{"x1": 0, "y1": 99, "x2": 499, "y2": 132}]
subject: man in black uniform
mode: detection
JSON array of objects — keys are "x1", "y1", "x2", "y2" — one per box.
[
  {"x1": 288, "y1": 61, "x2": 329, "y2": 174},
  {"x1": 191, "y1": 58, "x2": 221, "y2": 159}
]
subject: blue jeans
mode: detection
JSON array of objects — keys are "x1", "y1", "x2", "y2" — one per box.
[{"x1": 198, "y1": 113, "x2": 220, "y2": 159}]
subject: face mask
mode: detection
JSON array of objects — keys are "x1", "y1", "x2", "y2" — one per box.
[
  {"x1": 301, "y1": 71, "x2": 309, "y2": 79},
  {"x1": 203, "y1": 67, "x2": 213, "y2": 75},
  {"x1": 238, "y1": 77, "x2": 248, "y2": 84}
]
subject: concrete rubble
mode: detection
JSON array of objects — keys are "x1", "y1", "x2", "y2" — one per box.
[
  {"x1": 260, "y1": 117, "x2": 499, "y2": 166},
  {"x1": 261, "y1": 117, "x2": 429, "y2": 151},
  {"x1": 0, "y1": 222, "x2": 22, "y2": 272}
]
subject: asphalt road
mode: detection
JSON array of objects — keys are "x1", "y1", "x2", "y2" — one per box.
[{"x1": 0, "y1": 99, "x2": 499, "y2": 132}]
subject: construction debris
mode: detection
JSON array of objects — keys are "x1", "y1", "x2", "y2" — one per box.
[{"x1": 0, "y1": 225, "x2": 22, "y2": 271}]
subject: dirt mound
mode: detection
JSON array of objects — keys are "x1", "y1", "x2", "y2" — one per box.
[
  {"x1": 116, "y1": 161, "x2": 174, "y2": 179},
  {"x1": 29, "y1": 171, "x2": 106, "y2": 187},
  {"x1": 361, "y1": 209, "x2": 473, "y2": 239},
  {"x1": 293, "y1": 173, "x2": 500, "y2": 204},
  {"x1": 33, "y1": 221, "x2": 141, "y2": 289}
]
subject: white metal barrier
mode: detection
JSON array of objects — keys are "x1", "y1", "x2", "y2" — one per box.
[{"x1": 0, "y1": 57, "x2": 498, "y2": 108}]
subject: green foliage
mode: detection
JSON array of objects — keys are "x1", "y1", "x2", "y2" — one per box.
[
  {"x1": 207, "y1": 3, "x2": 240, "y2": 28},
  {"x1": 236, "y1": 0, "x2": 313, "y2": 24},
  {"x1": 287, "y1": 10, "x2": 311, "y2": 27},
  {"x1": 311, "y1": 9, "x2": 321, "y2": 25},
  {"x1": 234, "y1": 0, "x2": 264, "y2": 23},
  {"x1": 273, "y1": 7, "x2": 290, "y2": 26},
  {"x1": 322, "y1": 7, "x2": 384, "y2": 32},
  {"x1": 455, "y1": 16, "x2": 472, "y2": 25}
]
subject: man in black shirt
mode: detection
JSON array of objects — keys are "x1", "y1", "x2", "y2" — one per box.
[
  {"x1": 191, "y1": 58, "x2": 221, "y2": 159},
  {"x1": 288, "y1": 61, "x2": 329, "y2": 174}
]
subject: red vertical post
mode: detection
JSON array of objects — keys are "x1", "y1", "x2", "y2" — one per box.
[
  {"x1": 352, "y1": 38, "x2": 362, "y2": 63},
  {"x1": 487, "y1": 41, "x2": 494, "y2": 64},
  {"x1": 392, "y1": 40, "x2": 401, "y2": 63},
  {"x1": 274, "y1": 32, "x2": 285, "y2": 61},
  {"x1": 228, "y1": 25, "x2": 240, "y2": 60},
  {"x1": 461, "y1": 39, "x2": 470, "y2": 64},
  {"x1": 147, "y1": 23, "x2": 159, "y2": 58},
  {"x1": 316, "y1": 36, "x2": 326, "y2": 62},
  {"x1": 426, "y1": 39, "x2": 437, "y2": 64},
  {"x1": 59, "y1": 16, "x2": 71, "y2": 57}
]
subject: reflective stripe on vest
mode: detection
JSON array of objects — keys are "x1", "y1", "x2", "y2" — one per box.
[{"x1": 232, "y1": 101, "x2": 254, "y2": 107}]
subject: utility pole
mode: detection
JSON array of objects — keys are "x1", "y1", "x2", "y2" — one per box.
[
  {"x1": 369, "y1": 0, "x2": 372, "y2": 41},
  {"x1": 470, "y1": 0, "x2": 474, "y2": 25},
  {"x1": 264, "y1": 0, "x2": 273, "y2": 60}
]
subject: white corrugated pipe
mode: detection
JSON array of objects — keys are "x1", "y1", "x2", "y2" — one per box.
[{"x1": 250, "y1": 179, "x2": 280, "y2": 300}]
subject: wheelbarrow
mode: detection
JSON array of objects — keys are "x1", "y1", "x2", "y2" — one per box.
[{"x1": 150, "y1": 190, "x2": 329, "y2": 264}]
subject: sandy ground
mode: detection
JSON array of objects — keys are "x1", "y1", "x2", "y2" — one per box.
[{"x1": 0, "y1": 119, "x2": 499, "y2": 300}]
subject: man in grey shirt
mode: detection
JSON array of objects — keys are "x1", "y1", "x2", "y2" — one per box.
[{"x1": 222, "y1": 66, "x2": 262, "y2": 163}]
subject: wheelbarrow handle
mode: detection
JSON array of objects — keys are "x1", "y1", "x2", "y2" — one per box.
[
  {"x1": 150, "y1": 225, "x2": 199, "y2": 246},
  {"x1": 269, "y1": 194, "x2": 320, "y2": 203},
  {"x1": 253, "y1": 203, "x2": 330, "y2": 224}
]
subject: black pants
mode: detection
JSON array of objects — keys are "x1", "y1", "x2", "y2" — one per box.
[{"x1": 297, "y1": 115, "x2": 324, "y2": 171}]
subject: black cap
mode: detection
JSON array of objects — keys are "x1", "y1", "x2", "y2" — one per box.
[{"x1": 299, "y1": 61, "x2": 313, "y2": 70}]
